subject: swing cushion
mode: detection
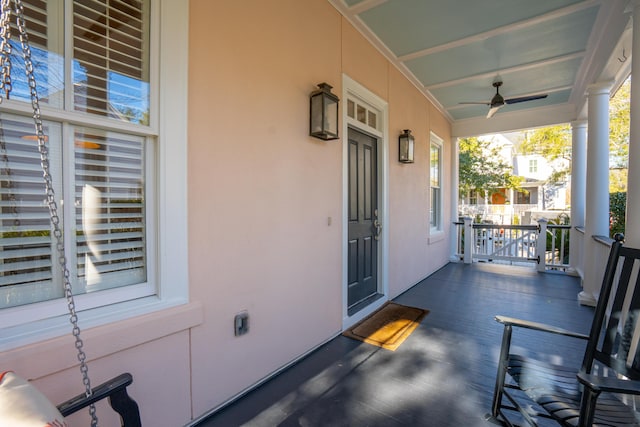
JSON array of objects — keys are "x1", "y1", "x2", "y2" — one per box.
[{"x1": 0, "y1": 371, "x2": 68, "y2": 427}]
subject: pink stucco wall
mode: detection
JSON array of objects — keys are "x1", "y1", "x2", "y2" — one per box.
[
  {"x1": 187, "y1": 0, "x2": 453, "y2": 418},
  {"x1": 187, "y1": 0, "x2": 345, "y2": 414},
  {"x1": 0, "y1": 1, "x2": 453, "y2": 425}
]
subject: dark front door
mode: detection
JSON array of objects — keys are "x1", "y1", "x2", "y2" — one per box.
[{"x1": 347, "y1": 128, "x2": 379, "y2": 309}]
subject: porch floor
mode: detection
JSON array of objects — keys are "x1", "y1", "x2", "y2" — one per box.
[{"x1": 195, "y1": 262, "x2": 594, "y2": 427}]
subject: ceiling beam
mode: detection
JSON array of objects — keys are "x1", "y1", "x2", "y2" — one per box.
[
  {"x1": 452, "y1": 103, "x2": 577, "y2": 138},
  {"x1": 425, "y1": 52, "x2": 586, "y2": 90},
  {"x1": 397, "y1": 0, "x2": 599, "y2": 62}
]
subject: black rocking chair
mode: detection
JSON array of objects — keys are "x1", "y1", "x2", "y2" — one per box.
[{"x1": 491, "y1": 234, "x2": 640, "y2": 427}]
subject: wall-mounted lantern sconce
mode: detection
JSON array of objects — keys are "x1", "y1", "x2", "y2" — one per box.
[
  {"x1": 398, "y1": 129, "x2": 415, "y2": 163},
  {"x1": 310, "y1": 82, "x2": 339, "y2": 140}
]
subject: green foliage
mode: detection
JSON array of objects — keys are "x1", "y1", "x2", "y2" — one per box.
[
  {"x1": 610, "y1": 192, "x2": 626, "y2": 238},
  {"x1": 610, "y1": 80, "x2": 630, "y2": 170},
  {"x1": 610, "y1": 169, "x2": 628, "y2": 193},
  {"x1": 546, "y1": 214, "x2": 570, "y2": 264},
  {"x1": 459, "y1": 137, "x2": 522, "y2": 198},
  {"x1": 1, "y1": 230, "x2": 49, "y2": 239},
  {"x1": 520, "y1": 125, "x2": 571, "y2": 161}
]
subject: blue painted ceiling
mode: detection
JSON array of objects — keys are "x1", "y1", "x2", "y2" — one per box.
[{"x1": 329, "y1": 0, "x2": 631, "y2": 136}]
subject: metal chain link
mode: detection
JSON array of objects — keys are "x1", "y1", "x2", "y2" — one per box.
[
  {"x1": 0, "y1": 0, "x2": 12, "y2": 100},
  {"x1": 3, "y1": 1, "x2": 98, "y2": 425},
  {"x1": 0, "y1": 1, "x2": 18, "y2": 227}
]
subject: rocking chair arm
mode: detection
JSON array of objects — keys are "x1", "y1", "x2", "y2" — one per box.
[
  {"x1": 57, "y1": 373, "x2": 141, "y2": 427},
  {"x1": 495, "y1": 315, "x2": 590, "y2": 340},
  {"x1": 577, "y1": 372, "x2": 640, "y2": 395}
]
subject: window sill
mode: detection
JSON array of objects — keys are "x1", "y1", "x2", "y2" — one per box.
[
  {"x1": 428, "y1": 230, "x2": 446, "y2": 244},
  {"x1": 0, "y1": 301, "x2": 203, "y2": 379}
]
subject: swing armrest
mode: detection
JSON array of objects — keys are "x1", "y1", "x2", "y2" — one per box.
[{"x1": 57, "y1": 373, "x2": 141, "y2": 427}]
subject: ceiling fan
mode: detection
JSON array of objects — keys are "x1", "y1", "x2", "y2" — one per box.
[{"x1": 460, "y1": 80, "x2": 548, "y2": 118}]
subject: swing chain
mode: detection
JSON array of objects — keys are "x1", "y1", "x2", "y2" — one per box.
[
  {"x1": 0, "y1": 0, "x2": 12, "y2": 100},
  {"x1": 3, "y1": 1, "x2": 98, "y2": 425}
]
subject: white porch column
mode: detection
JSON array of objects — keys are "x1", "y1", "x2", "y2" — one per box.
[
  {"x1": 579, "y1": 82, "x2": 612, "y2": 306},
  {"x1": 569, "y1": 120, "x2": 587, "y2": 271},
  {"x1": 450, "y1": 138, "x2": 461, "y2": 261},
  {"x1": 626, "y1": 0, "x2": 640, "y2": 247}
]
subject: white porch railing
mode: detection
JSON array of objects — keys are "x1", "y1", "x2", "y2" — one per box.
[
  {"x1": 454, "y1": 217, "x2": 571, "y2": 271},
  {"x1": 572, "y1": 226, "x2": 585, "y2": 277}
]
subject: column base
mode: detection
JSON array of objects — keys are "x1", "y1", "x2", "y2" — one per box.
[
  {"x1": 565, "y1": 267, "x2": 580, "y2": 277},
  {"x1": 578, "y1": 290, "x2": 597, "y2": 307}
]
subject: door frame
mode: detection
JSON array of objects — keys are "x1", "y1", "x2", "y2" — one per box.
[{"x1": 341, "y1": 74, "x2": 389, "y2": 329}]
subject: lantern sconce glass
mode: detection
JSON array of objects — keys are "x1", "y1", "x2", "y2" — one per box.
[
  {"x1": 398, "y1": 129, "x2": 415, "y2": 163},
  {"x1": 310, "y1": 82, "x2": 340, "y2": 140}
]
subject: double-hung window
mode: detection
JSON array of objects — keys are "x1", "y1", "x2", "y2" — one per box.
[
  {"x1": 429, "y1": 133, "x2": 443, "y2": 233},
  {"x1": 0, "y1": 0, "x2": 188, "y2": 345}
]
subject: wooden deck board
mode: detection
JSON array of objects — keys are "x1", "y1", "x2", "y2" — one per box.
[{"x1": 195, "y1": 262, "x2": 594, "y2": 427}]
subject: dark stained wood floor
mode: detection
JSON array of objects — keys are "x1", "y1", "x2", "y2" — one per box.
[{"x1": 195, "y1": 262, "x2": 595, "y2": 427}]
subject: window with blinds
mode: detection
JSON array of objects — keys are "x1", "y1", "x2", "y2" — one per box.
[
  {"x1": 0, "y1": 0, "x2": 151, "y2": 311},
  {"x1": 73, "y1": 0, "x2": 150, "y2": 124},
  {"x1": 430, "y1": 140, "x2": 442, "y2": 231}
]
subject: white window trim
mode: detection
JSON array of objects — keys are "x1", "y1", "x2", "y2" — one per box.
[
  {"x1": 0, "y1": 0, "x2": 189, "y2": 351},
  {"x1": 430, "y1": 132, "x2": 444, "y2": 236}
]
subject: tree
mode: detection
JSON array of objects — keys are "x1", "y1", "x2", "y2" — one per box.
[
  {"x1": 609, "y1": 79, "x2": 630, "y2": 192},
  {"x1": 610, "y1": 192, "x2": 626, "y2": 238},
  {"x1": 517, "y1": 78, "x2": 630, "y2": 192},
  {"x1": 459, "y1": 137, "x2": 522, "y2": 199}
]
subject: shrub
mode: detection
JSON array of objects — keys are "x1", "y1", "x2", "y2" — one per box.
[
  {"x1": 610, "y1": 192, "x2": 626, "y2": 238},
  {"x1": 546, "y1": 214, "x2": 570, "y2": 264}
]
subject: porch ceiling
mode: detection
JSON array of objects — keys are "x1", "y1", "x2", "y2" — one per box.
[{"x1": 328, "y1": 0, "x2": 632, "y2": 137}]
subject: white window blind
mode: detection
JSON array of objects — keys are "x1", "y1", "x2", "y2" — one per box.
[
  {"x1": 74, "y1": 128, "x2": 146, "y2": 291},
  {"x1": 0, "y1": 115, "x2": 62, "y2": 308},
  {"x1": 73, "y1": 0, "x2": 149, "y2": 124},
  {"x1": 7, "y1": 0, "x2": 63, "y2": 106}
]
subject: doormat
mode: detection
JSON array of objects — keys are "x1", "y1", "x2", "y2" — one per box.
[{"x1": 343, "y1": 302, "x2": 428, "y2": 351}]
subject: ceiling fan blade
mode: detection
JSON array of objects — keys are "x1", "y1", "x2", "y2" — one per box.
[
  {"x1": 487, "y1": 105, "x2": 502, "y2": 118},
  {"x1": 505, "y1": 94, "x2": 548, "y2": 104}
]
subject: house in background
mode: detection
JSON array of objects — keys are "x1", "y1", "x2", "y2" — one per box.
[
  {"x1": 0, "y1": 1, "x2": 637, "y2": 425},
  {"x1": 459, "y1": 132, "x2": 570, "y2": 224}
]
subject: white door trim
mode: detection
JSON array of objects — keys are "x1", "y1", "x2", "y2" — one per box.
[{"x1": 341, "y1": 74, "x2": 389, "y2": 330}]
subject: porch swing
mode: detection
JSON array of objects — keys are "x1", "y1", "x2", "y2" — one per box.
[{"x1": 0, "y1": 0, "x2": 141, "y2": 425}]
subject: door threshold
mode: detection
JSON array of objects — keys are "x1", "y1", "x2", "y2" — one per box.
[{"x1": 348, "y1": 293, "x2": 384, "y2": 317}]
